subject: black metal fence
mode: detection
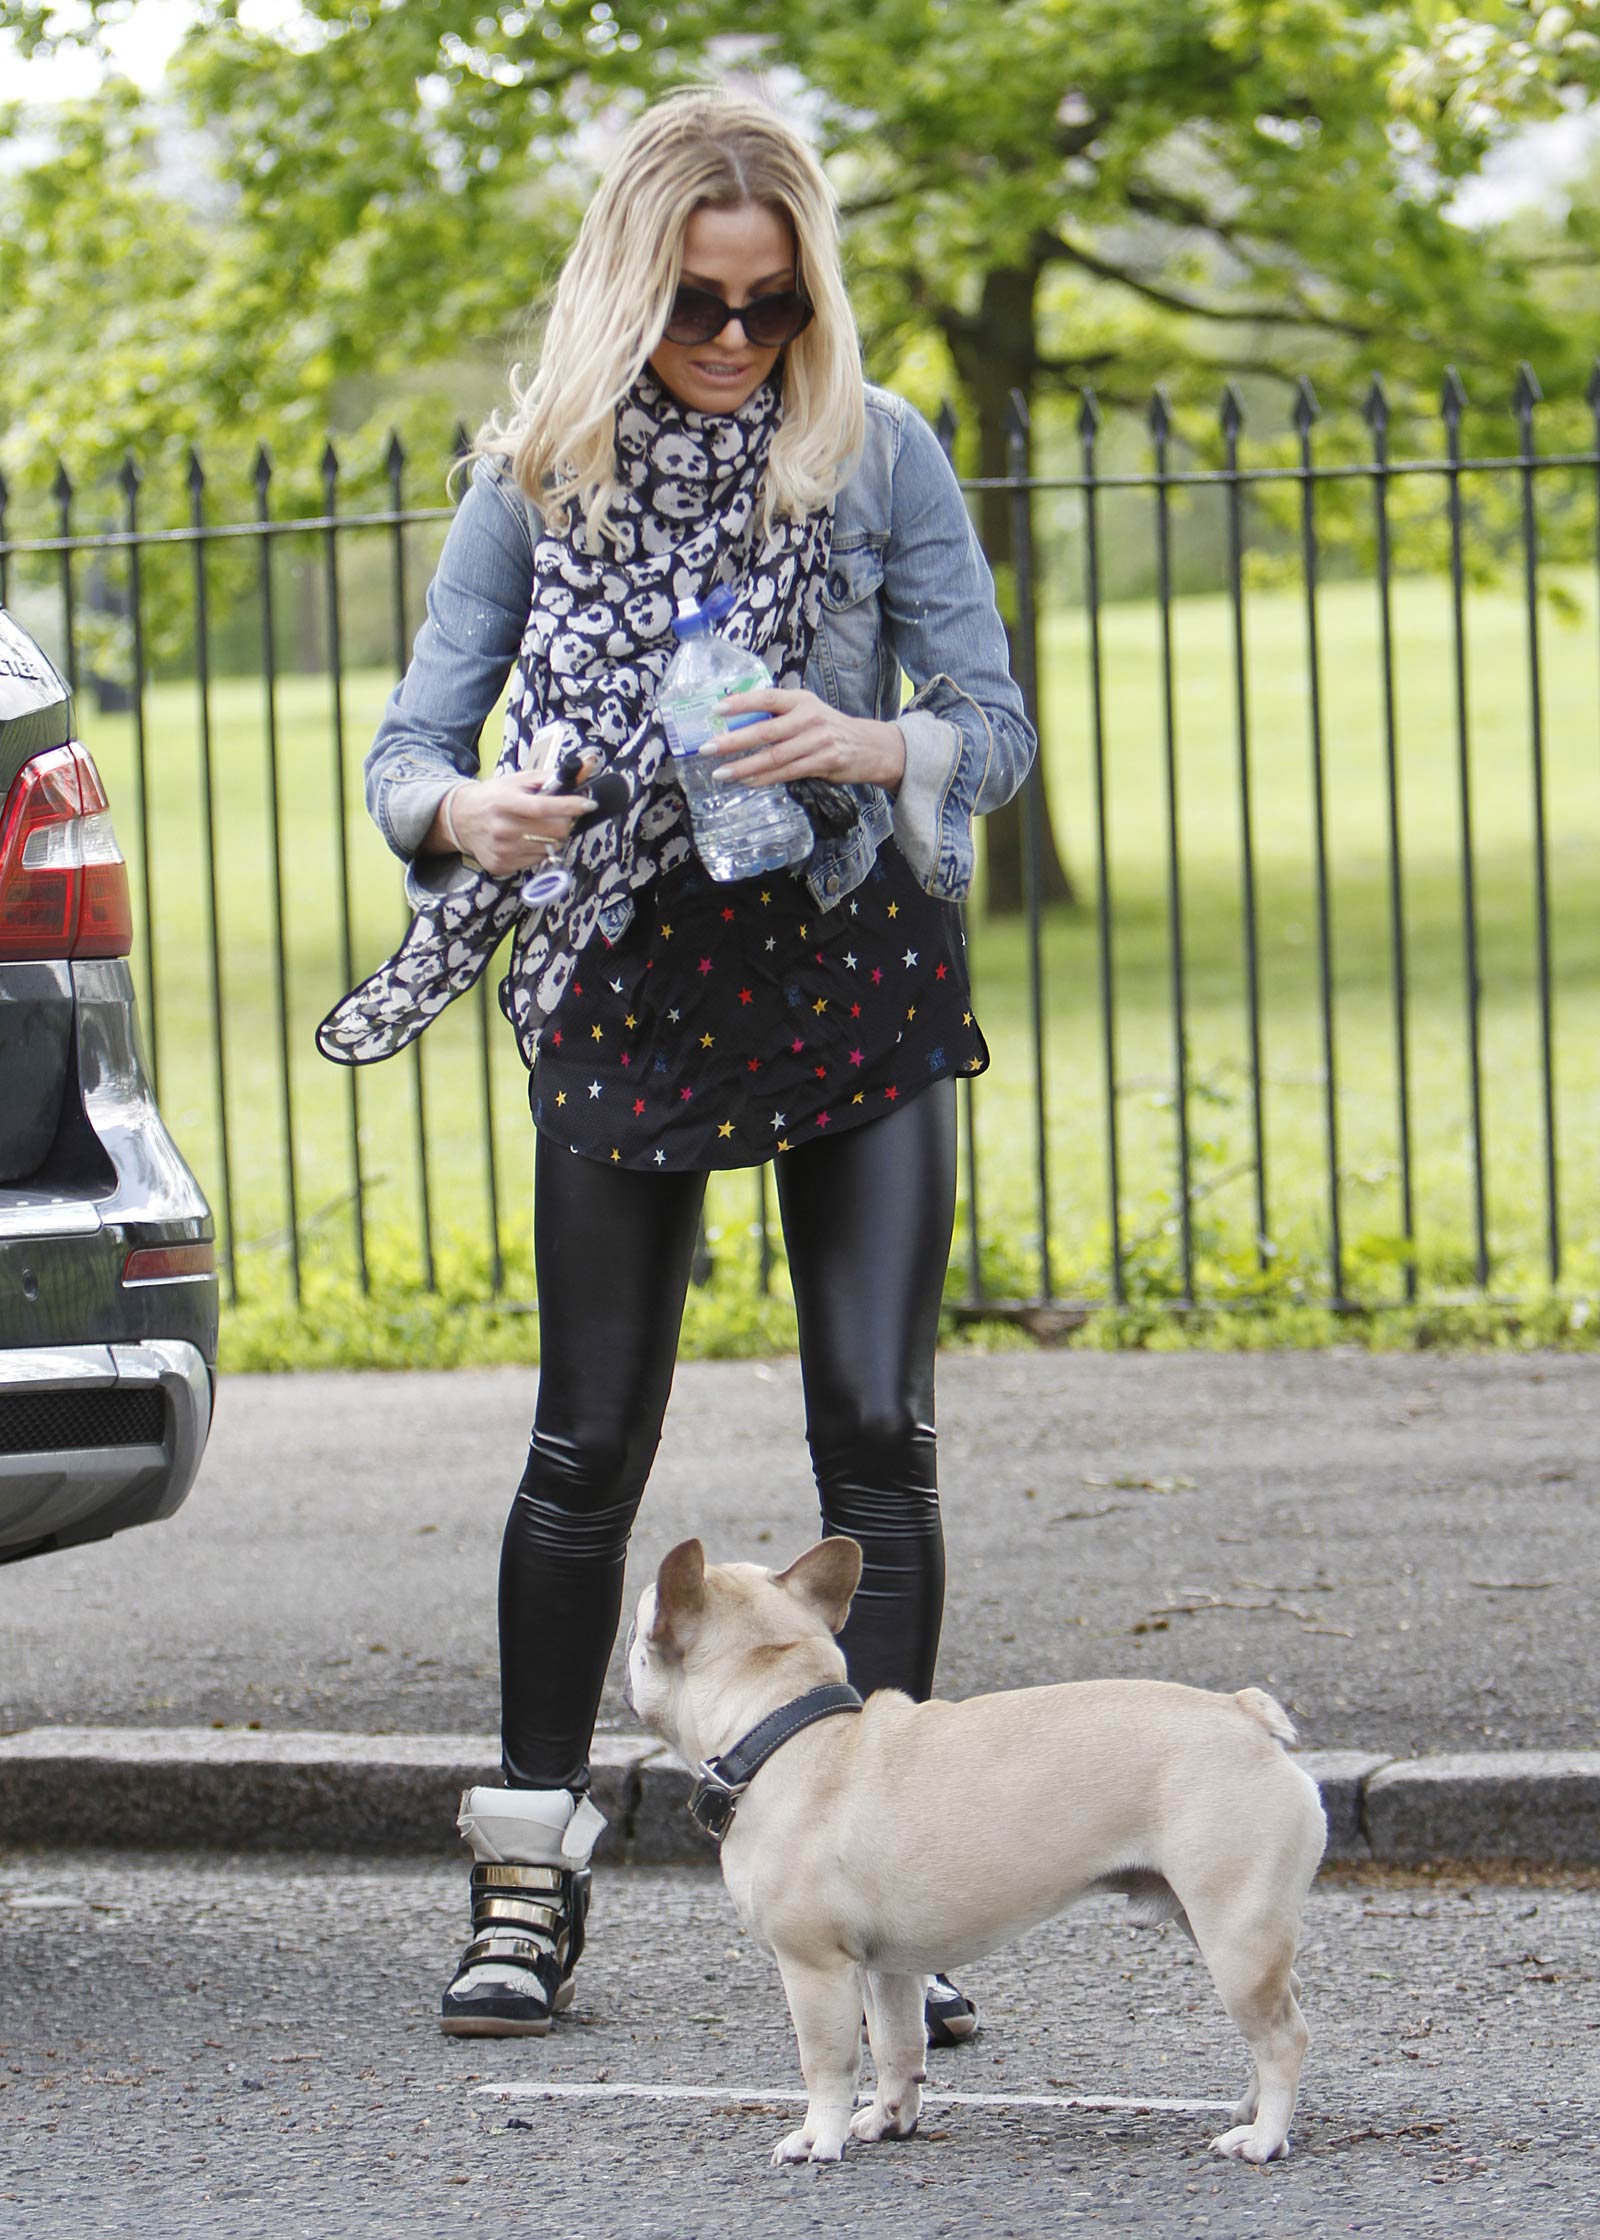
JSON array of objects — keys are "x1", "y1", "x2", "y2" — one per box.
[{"x1": 4, "y1": 367, "x2": 1598, "y2": 1324}]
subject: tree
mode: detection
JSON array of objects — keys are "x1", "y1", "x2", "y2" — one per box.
[{"x1": 7, "y1": 0, "x2": 1600, "y2": 905}]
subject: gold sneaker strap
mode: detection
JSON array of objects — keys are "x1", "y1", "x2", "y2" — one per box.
[
  {"x1": 459, "y1": 1929, "x2": 550, "y2": 1972},
  {"x1": 470, "y1": 1862, "x2": 564, "y2": 1894},
  {"x1": 472, "y1": 1894, "x2": 563, "y2": 1935}
]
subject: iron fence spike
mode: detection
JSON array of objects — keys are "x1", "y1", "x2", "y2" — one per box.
[
  {"x1": 186, "y1": 446, "x2": 206, "y2": 493},
  {"x1": 1362, "y1": 374, "x2": 1390, "y2": 431},
  {"x1": 1147, "y1": 385, "x2": 1171, "y2": 440},
  {"x1": 1441, "y1": 366, "x2": 1468, "y2": 421},
  {"x1": 384, "y1": 428, "x2": 407, "y2": 476},
  {"x1": 1077, "y1": 387, "x2": 1101, "y2": 438},
  {"x1": 322, "y1": 437, "x2": 341, "y2": 482},
  {"x1": 1003, "y1": 388, "x2": 1031, "y2": 441},
  {"x1": 451, "y1": 421, "x2": 472, "y2": 459},
  {"x1": 51, "y1": 458, "x2": 74, "y2": 504},
  {"x1": 1513, "y1": 361, "x2": 1543, "y2": 417},
  {"x1": 934, "y1": 399, "x2": 958, "y2": 456},
  {"x1": 252, "y1": 443, "x2": 273, "y2": 492},
  {"x1": 117, "y1": 452, "x2": 142, "y2": 496},
  {"x1": 1219, "y1": 381, "x2": 1245, "y2": 439},
  {"x1": 1587, "y1": 359, "x2": 1600, "y2": 413},
  {"x1": 1292, "y1": 376, "x2": 1320, "y2": 432}
]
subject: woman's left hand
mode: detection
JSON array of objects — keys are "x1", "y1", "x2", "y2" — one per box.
[{"x1": 713, "y1": 689, "x2": 906, "y2": 795}]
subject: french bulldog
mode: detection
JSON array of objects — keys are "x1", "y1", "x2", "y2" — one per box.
[{"x1": 626, "y1": 1535, "x2": 1327, "y2": 2168}]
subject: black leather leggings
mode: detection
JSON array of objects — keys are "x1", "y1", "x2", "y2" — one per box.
[{"x1": 499, "y1": 1078, "x2": 956, "y2": 1791}]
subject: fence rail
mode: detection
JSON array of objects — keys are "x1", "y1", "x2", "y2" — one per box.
[{"x1": 4, "y1": 366, "x2": 1598, "y2": 1324}]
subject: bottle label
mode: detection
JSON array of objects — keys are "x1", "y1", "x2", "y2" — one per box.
[{"x1": 660, "y1": 671, "x2": 769, "y2": 758}]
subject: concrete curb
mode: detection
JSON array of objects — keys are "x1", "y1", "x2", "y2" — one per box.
[
  {"x1": 2, "y1": 1729, "x2": 1598, "y2": 1868},
  {"x1": 0, "y1": 1729, "x2": 712, "y2": 1863},
  {"x1": 1363, "y1": 1751, "x2": 1600, "y2": 1867}
]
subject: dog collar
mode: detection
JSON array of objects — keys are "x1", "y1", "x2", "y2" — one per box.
[{"x1": 687, "y1": 1682, "x2": 864, "y2": 1841}]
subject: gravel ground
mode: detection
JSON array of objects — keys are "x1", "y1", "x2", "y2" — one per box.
[{"x1": 2, "y1": 1851, "x2": 1596, "y2": 2237}]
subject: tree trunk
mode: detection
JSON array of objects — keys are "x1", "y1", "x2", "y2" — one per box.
[{"x1": 944, "y1": 265, "x2": 1076, "y2": 914}]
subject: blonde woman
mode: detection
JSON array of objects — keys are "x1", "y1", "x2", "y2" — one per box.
[{"x1": 321, "y1": 87, "x2": 1034, "y2": 2045}]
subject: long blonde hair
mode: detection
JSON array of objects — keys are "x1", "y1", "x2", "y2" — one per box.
[{"x1": 475, "y1": 88, "x2": 865, "y2": 541}]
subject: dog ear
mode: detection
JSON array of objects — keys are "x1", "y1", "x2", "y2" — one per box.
[
  {"x1": 649, "y1": 1538, "x2": 707, "y2": 1654},
  {"x1": 774, "y1": 1537, "x2": 862, "y2": 1634}
]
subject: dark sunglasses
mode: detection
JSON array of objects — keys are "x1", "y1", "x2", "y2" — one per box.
[{"x1": 661, "y1": 282, "x2": 814, "y2": 350}]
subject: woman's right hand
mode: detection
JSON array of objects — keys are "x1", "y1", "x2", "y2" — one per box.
[{"x1": 425, "y1": 773, "x2": 594, "y2": 876}]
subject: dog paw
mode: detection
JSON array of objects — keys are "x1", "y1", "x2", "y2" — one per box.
[
  {"x1": 1209, "y1": 2124, "x2": 1290, "y2": 2164},
  {"x1": 771, "y1": 2128, "x2": 843, "y2": 2165},
  {"x1": 849, "y1": 2098, "x2": 919, "y2": 2144}
]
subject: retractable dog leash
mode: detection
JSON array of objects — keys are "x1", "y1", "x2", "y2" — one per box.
[{"x1": 520, "y1": 738, "x2": 630, "y2": 910}]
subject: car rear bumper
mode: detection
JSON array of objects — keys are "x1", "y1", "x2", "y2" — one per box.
[
  {"x1": 0, "y1": 1338, "x2": 213, "y2": 1562},
  {"x1": 0, "y1": 957, "x2": 219, "y2": 1360}
]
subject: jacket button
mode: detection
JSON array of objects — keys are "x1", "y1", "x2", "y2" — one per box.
[
  {"x1": 825, "y1": 876, "x2": 840, "y2": 896},
  {"x1": 828, "y1": 573, "x2": 846, "y2": 600}
]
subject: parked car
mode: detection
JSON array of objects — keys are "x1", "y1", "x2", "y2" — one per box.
[{"x1": 0, "y1": 607, "x2": 217, "y2": 1563}]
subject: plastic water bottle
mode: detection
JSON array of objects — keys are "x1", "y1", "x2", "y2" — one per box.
[{"x1": 657, "y1": 589, "x2": 813, "y2": 881}]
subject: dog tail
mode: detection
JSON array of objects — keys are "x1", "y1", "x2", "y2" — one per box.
[{"x1": 1234, "y1": 1687, "x2": 1298, "y2": 1748}]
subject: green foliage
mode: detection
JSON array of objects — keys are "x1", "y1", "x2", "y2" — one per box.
[
  {"x1": 220, "y1": 1230, "x2": 805, "y2": 1371},
  {"x1": 216, "y1": 1172, "x2": 1600, "y2": 1368},
  {"x1": 1063, "y1": 1294, "x2": 1600, "y2": 1353},
  {"x1": 0, "y1": 83, "x2": 211, "y2": 462},
  {"x1": 10, "y1": 0, "x2": 1600, "y2": 500}
]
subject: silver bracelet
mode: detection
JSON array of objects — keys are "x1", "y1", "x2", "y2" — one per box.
[{"x1": 438, "y1": 784, "x2": 467, "y2": 853}]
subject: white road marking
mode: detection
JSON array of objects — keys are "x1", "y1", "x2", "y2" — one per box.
[{"x1": 479, "y1": 2081, "x2": 1232, "y2": 2114}]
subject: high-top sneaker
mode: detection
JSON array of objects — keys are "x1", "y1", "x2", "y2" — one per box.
[
  {"x1": 439, "y1": 1785, "x2": 606, "y2": 2038},
  {"x1": 925, "y1": 1973, "x2": 980, "y2": 2046}
]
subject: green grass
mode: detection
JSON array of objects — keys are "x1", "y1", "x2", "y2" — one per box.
[
  {"x1": 978, "y1": 565, "x2": 1600, "y2": 1315},
  {"x1": 67, "y1": 561, "x2": 1600, "y2": 1368}
]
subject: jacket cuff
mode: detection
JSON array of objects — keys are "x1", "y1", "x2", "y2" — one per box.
[
  {"x1": 891, "y1": 706, "x2": 961, "y2": 888},
  {"x1": 381, "y1": 773, "x2": 461, "y2": 860}
]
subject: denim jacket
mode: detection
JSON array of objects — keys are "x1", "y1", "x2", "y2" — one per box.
[{"x1": 365, "y1": 385, "x2": 1036, "y2": 923}]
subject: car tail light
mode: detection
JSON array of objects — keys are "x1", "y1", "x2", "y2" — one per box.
[
  {"x1": 121, "y1": 1242, "x2": 217, "y2": 1285},
  {"x1": 0, "y1": 741, "x2": 133, "y2": 961}
]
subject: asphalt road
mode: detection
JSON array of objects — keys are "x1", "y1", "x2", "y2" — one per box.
[
  {"x1": 2, "y1": 1850, "x2": 1595, "y2": 2238},
  {"x1": 4, "y1": 1351, "x2": 1595, "y2": 1758}
]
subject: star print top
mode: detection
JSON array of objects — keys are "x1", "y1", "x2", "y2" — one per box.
[{"x1": 528, "y1": 835, "x2": 987, "y2": 1170}]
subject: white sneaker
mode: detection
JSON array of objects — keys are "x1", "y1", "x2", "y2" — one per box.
[{"x1": 439, "y1": 1786, "x2": 605, "y2": 2038}]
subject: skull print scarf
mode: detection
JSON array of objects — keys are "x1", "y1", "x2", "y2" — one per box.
[{"x1": 317, "y1": 369, "x2": 833, "y2": 1068}]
